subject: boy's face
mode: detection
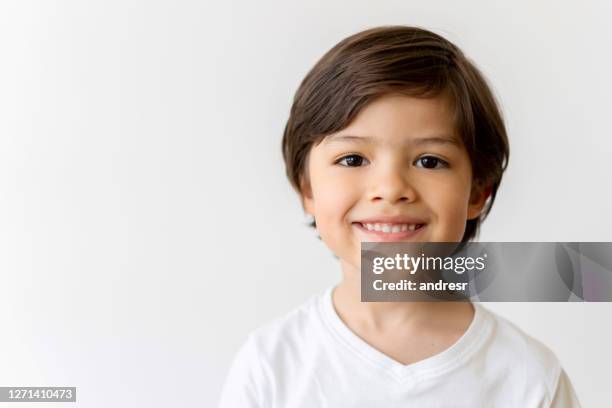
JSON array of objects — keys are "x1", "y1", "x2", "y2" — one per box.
[{"x1": 301, "y1": 93, "x2": 488, "y2": 270}]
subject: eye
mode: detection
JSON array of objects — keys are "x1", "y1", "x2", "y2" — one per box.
[
  {"x1": 414, "y1": 155, "x2": 449, "y2": 169},
  {"x1": 336, "y1": 154, "x2": 369, "y2": 167}
]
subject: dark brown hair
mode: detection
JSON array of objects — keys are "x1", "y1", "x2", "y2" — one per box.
[{"x1": 282, "y1": 25, "x2": 509, "y2": 242}]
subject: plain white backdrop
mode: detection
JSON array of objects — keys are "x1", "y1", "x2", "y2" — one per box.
[{"x1": 0, "y1": 0, "x2": 611, "y2": 406}]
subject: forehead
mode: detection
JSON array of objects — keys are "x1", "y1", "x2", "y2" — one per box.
[{"x1": 323, "y1": 93, "x2": 459, "y2": 147}]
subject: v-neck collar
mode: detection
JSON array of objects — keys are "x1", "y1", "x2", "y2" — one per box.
[{"x1": 318, "y1": 285, "x2": 492, "y2": 384}]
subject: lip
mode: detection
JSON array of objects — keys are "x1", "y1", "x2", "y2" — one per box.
[
  {"x1": 355, "y1": 216, "x2": 427, "y2": 225},
  {"x1": 352, "y1": 217, "x2": 427, "y2": 242}
]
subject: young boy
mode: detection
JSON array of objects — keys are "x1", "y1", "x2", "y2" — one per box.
[{"x1": 218, "y1": 26, "x2": 581, "y2": 407}]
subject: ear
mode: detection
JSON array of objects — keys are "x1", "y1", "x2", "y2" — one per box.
[
  {"x1": 467, "y1": 183, "x2": 492, "y2": 220},
  {"x1": 300, "y1": 176, "x2": 315, "y2": 217}
]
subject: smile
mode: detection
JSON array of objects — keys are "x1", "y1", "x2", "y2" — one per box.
[
  {"x1": 352, "y1": 221, "x2": 426, "y2": 240},
  {"x1": 360, "y1": 222, "x2": 424, "y2": 233}
]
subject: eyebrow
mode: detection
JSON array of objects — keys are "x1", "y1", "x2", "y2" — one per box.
[{"x1": 324, "y1": 134, "x2": 461, "y2": 147}]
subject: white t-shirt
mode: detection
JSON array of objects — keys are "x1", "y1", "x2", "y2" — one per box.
[{"x1": 218, "y1": 286, "x2": 581, "y2": 407}]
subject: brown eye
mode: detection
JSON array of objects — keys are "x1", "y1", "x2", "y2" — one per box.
[
  {"x1": 337, "y1": 154, "x2": 369, "y2": 167},
  {"x1": 415, "y1": 156, "x2": 448, "y2": 169}
]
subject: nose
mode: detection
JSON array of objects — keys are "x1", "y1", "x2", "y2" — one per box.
[{"x1": 367, "y1": 162, "x2": 417, "y2": 204}]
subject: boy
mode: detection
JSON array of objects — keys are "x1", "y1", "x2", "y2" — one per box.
[{"x1": 218, "y1": 26, "x2": 581, "y2": 407}]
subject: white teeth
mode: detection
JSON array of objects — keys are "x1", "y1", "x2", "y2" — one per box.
[{"x1": 360, "y1": 223, "x2": 422, "y2": 233}]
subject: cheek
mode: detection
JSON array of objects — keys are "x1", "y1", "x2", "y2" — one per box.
[
  {"x1": 441, "y1": 186, "x2": 470, "y2": 215},
  {"x1": 310, "y1": 172, "x2": 360, "y2": 238},
  {"x1": 313, "y1": 178, "x2": 357, "y2": 223},
  {"x1": 420, "y1": 174, "x2": 472, "y2": 224}
]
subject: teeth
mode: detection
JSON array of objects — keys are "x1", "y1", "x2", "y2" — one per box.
[{"x1": 361, "y1": 223, "x2": 422, "y2": 233}]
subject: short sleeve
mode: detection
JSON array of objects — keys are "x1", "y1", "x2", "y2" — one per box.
[
  {"x1": 217, "y1": 335, "x2": 269, "y2": 408},
  {"x1": 549, "y1": 368, "x2": 581, "y2": 408}
]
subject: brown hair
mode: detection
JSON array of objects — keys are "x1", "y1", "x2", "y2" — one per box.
[{"x1": 282, "y1": 25, "x2": 509, "y2": 242}]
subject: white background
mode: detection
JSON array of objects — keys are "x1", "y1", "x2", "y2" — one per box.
[{"x1": 1, "y1": 0, "x2": 611, "y2": 407}]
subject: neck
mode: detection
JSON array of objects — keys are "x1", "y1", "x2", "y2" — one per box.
[{"x1": 334, "y1": 259, "x2": 471, "y2": 332}]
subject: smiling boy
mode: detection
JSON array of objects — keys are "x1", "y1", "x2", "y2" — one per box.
[{"x1": 218, "y1": 26, "x2": 581, "y2": 407}]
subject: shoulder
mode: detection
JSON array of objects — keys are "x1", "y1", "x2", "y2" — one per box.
[
  {"x1": 479, "y1": 305, "x2": 563, "y2": 400},
  {"x1": 218, "y1": 291, "x2": 326, "y2": 407},
  {"x1": 249, "y1": 290, "x2": 324, "y2": 351}
]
